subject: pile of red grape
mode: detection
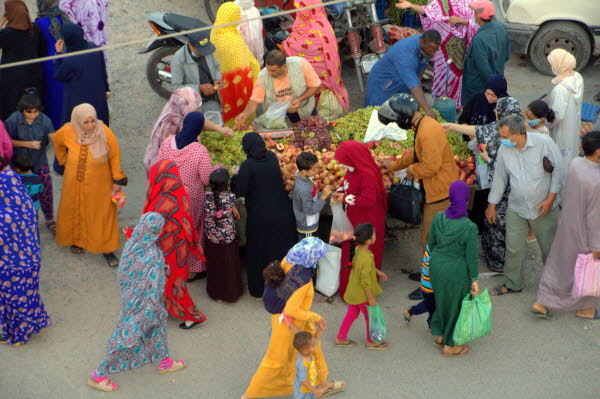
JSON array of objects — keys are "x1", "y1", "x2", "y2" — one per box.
[{"x1": 292, "y1": 116, "x2": 333, "y2": 151}]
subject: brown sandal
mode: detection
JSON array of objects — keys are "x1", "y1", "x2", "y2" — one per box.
[
  {"x1": 70, "y1": 245, "x2": 84, "y2": 255},
  {"x1": 442, "y1": 345, "x2": 470, "y2": 357}
]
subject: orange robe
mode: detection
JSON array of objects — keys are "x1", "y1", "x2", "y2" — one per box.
[
  {"x1": 245, "y1": 258, "x2": 328, "y2": 397},
  {"x1": 53, "y1": 123, "x2": 126, "y2": 253}
]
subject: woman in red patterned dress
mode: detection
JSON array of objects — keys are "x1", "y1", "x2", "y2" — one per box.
[{"x1": 143, "y1": 160, "x2": 207, "y2": 329}]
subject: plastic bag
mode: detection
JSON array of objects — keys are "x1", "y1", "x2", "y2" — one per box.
[
  {"x1": 367, "y1": 304, "x2": 387, "y2": 343},
  {"x1": 329, "y1": 202, "x2": 354, "y2": 243},
  {"x1": 315, "y1": 244, "x2": 341, "y2": 297},
  {"x1": 364, "y1": 110, "x2": 407, "y2": 143},
  {"x1": 476, "y1": 157, "x2": 490, "y2": 190},
  {"x1": 317, "y1": 89, "x2": 343, "y2": 122},
  {"x1": 111, "y1": 191, "x2": 127, "y2": 208},
  {"x1": 452, "y1": 289, "x2": 492, "y2": 345},
  {"x1": 255, "y1": 101, "x2": 290, "y2": 129}
]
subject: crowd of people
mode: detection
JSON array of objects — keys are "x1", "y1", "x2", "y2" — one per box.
[{"x1": 1, "y1": 0, "x2": 599, "y2": 396}]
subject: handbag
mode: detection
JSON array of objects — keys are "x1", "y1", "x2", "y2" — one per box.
[
  {"x1": 572, "y1": 253, "x2": 600, "y2": 297},
  {"x1": 388, "y1": 178, "x2": 424, "y2": 225},
  {"x1": 452, "y1": 289, "x2": 493, "y2": 345},
  {"x1": 315, "y1": 244, "x2": 342, "y2": 297}
]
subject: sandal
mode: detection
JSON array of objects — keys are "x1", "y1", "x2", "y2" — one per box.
[
  {"x1": 442, "y1": 345, "x2": 470, "y2": 357},
  {"x1": 46, "y1": 221, "x2": 56, "y2": 234},
  {"x1": 103, "y1": 253, "x2": 119, "y2": 268},
  {"x1": 434, "y1": 336, "x2": 443, "y2": 346},
  {"x1": 530, "y1": 308, "x2": 553, "y2": 320},
  {"x1": 322, "y1": 380, "x2": 345, "y2": 397},
  {"x1": 490, "y1": 284, "x2": 522, "y2": 296},
  {"x1": 575, "y1": 309, "x2": 600, "y2": 320},
  {"x1": 87, "y1": 371, "x2": 119, "y2": 392},
  {"x1": 366, "y1": 342, "x2": 390, "y2": 350},
  {"x1": 70, "y1": 245, "x2": 84, "y2": 255},
  {"x1": 157, "y1": 358, "x2": 186, "y2": 375},
  {"x1": 334, "y1": 339, "x2": 357, "y2": 347},
  {"x1": 403, "y1": 309, "x2": 412, "y2": 325}
]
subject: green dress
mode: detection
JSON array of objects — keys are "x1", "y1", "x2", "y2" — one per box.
[{"x1": 428, "y1": 212, "x2": 479, "y2": 346}]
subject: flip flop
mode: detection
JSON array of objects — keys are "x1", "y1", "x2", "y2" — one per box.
[
  {"x1": 366, "y1": 342, "x2": 390, "y2": 350},
  {"x1": 575, "y1": 309, "x2": 600, "y2": 320},
  {"x1": 403, "y1": 309, "x2": 412, "y2": 325},
  {"x1": 530, "y1": 309, "x2": 553, "y2": 320},
  {"x1": 490, "y1": 284, "x2": 522, "y2": 296},
  {"x1": 46, "y1": 221, "x2": 56, "y2": 235},
  {"x1": 442, "y1": 345, "x2": 470, "y2": 357},
  {"x1": 103, "y1": 253, "x2": 119, "y2": 268},
  {"x1": 70, "y1": 245, "x2": 84, "y2": 255},
  {"x1": 433, "y1": 336, "x2": 443, "y2": 347},
  {"x1": 335, "y1": 339, "x2": 357, "y2": 347},
  {"x1": 322, "y1": 380, "x2": 345, "y2": 397}
]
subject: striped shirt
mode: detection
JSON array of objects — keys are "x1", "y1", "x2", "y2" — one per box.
[{"x1": 419, "y1": 245, "x2": 432, "y2": 293}]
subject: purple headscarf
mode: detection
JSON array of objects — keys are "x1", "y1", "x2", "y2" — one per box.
[{"x1": 445, "y1": 180, "x2": 470, "y2": 220}]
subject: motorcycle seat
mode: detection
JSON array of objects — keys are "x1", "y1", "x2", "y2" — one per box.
[{"x1": 163, "y1": 13, "x2": 205, "y2": 33}]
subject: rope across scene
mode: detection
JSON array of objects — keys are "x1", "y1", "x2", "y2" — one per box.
[{"x1": 0, "y1": 0, "x2": 349, "y2": 70}]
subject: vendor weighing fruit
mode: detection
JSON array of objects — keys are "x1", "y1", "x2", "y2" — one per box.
[{"x1": 234, "y1": 50, "x2": 321, "y2": 129}]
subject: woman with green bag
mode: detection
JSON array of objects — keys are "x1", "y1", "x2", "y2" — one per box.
[{"x1": 429, "y1": 180, "x2": 480, "y2": 356}]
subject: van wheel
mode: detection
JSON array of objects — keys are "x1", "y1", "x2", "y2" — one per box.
[{"x1": 529, "y1": 21, "x2": 591, "y2": 76}]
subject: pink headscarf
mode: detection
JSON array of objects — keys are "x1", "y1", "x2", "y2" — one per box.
[
  {"x1": 282, "y1": 0, "x2": 349, "y2": 110},
  {"x1": 143, "y1": 87, "x2": 202, "y2": 173}
]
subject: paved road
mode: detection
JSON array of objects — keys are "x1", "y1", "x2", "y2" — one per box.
[{"x1": 2, "y1": 1, "x2": 600, "y2": 398}]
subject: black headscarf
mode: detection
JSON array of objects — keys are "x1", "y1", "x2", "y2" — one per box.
[
  {"x1": 459, "y1": 75, "x2": 509, "y2": 126},
  {"x1": 242, "y1": 132, "x2": 267, "y2": 159},
  {"x1": 60, "y1": 23, "x2": 88, "y2": 52},
  {"x1": 175, "y1": 111, "x2": 205, "y2": 150}
]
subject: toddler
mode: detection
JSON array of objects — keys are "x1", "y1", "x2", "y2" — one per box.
[
  {"x1": 403, "y1": 245, "x2": 436, "y2": 330},
  {"x1": 12, "y1": 153, "x2": 43, "y2": 212},
  {"x1": 335, "y1": 223, "x2": 389, "y2": 349}
]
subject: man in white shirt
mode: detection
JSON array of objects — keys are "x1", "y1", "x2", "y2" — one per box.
[{"x1": 485, "y1": 114, "x2": 564, "y2": 296}]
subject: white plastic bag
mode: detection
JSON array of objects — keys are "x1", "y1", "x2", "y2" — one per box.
[
  {"x1": 256, "y1": 101, "x2": 290, "y2": 129},
  {"x1": 329, "y1": 202, "x2": 354, "y2": 243},
  {"x1": 476, "y1": 158, "x2": 490, "y2": 190},
  {"x1": 364, "y1": 110, "x2": 407, "y2": 142},
  {"x1": 315, "y1": 244, "x2": 341, "y2": 297}
]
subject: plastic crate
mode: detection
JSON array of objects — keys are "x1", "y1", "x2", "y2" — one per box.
[{"x1": 581, "y1": 102, "x2": 599, "y2": 123}]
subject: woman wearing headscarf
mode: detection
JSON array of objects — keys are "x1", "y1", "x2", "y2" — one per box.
[
  {"x1": 282, "y1": 0, "x2": 349, "y2": 113},
  {"x1": 332, "y1": 140, "x2": 387, "y2": 298},
  {"x1": 54, "y1": 23, "x2": 110, "y2": 126},
  {"x1": 234, "y1": 0, "x2": 264, "y2": 65},
  {"x1": 87, "y1": 213, "x2": 186, "y2": 392},
  {"x1": 396, "y1": 0, "x2": 478, "y2": 109},
  {"x1": 230, "y1": 133, "x2": 297, "y2": 298},
  {"x1": 210, "y1": 2, "x2": 261, "y2": 123},
  {"x1": 458, "y1": 74, "x2": 508, "y2": 126},
  {"x1": 144, "y1": 88, "x2": 202, "y2": 173},
  {"x1": 0, "y1": 158, "x2": 52, "y2": 346},
  {"x1": 442, "y1": 97, "x2": 522, "y2": 272},
  {"x1": 243, "y1": 238, "x2": 343, "y2": 399},
  {"x1": 0, "y1": 0, "x2": 47, "y2": 120},
  {"x1": 53, "y1": 103, "x2": 127, "y2": 266},
  {"x1": 156, "y1": 111, "x2": 218, "y2": 278},
  {"x1": 547, "y1": 49, "x2": 584, "y2": 166},
  {"x1": 143, "y1": 160, "x2": 207, "y2": 330},
  {"x1": 35, "y1": 0, "x2": 71, "y2": 129},
  {"x1": 429, "y1": 180, "x2": 479, "y2": 356},
  {"x1": 59, "y1": 0, "x2": 108, "y2": 51}
]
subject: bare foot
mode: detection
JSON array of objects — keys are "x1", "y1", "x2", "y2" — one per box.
[
  {"x1": 532, "y1": 302, "x2": 548, "y2": 314},
  {"x1": 434, "y1": 336, "x2": 443, "y2": 346}
]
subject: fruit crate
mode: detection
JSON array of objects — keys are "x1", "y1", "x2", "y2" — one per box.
[{"x1": 252, "y1": 120, "x2": 294, "y2": 138}]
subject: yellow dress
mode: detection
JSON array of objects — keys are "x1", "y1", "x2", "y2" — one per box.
[
  {"x1": 53, "y1": 123, "x2": 126, "y2": 253},
  {"x1": 245, "y1": 258, "x2": 329, "y2": 397},
  {"x1": 210, "y1": 2, "x2": 260, "y2": 122}
]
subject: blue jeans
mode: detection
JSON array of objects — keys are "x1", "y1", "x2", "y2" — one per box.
[{"x1": 408, "y1": 291, "x2": 436, "y2": 327}]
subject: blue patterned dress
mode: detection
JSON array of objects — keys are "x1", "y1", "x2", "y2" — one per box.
[
  {"x1": 96, "y1": 212, "x2": 170, "y2": 376},
  {"x1": 0, "y1": 169, "x2": 52, "y2": 345}
]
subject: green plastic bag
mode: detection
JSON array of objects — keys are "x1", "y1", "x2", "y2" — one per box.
[
  {"x1": 452, "y1": 289, "x2": 492, "y2": 345},
  {"x1": 367, "y1": 304, "x2": 387, "y2": 343}
]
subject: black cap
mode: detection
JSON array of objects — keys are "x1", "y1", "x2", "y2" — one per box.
[{"x1": 188, "y1": 29, "x2": 215, "y2": 56}]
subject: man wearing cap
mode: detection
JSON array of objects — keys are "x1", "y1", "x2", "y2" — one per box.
[
  {"x1": 171, "y1": 29, "x2": 222, "y2": 105},
  {"x1": 461, "y1": 0, "x2": 510, "y2": 106}
]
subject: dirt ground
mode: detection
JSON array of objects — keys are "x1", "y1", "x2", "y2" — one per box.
[{"x1": 2, "y1": 1, "x2": 600, "y2": 398}]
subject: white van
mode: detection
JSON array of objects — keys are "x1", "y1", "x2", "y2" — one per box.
[{"x1": 494, "y1": 0, "x2": 600, "y2": 75}]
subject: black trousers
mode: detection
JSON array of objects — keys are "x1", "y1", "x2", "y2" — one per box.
[{"x1": 408, "y1": 291, "x2": 436, "y2": 327}]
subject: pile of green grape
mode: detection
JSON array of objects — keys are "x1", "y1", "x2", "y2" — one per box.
[{"x1": 202, "y1": 129, "x2": 251, "y2": 168}]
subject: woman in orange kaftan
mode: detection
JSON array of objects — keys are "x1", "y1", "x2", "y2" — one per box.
[
  {"x1": 53, "y1": 103, "x2": 126, "y2": 266},
  {"x1": 210, "y1": 2, "x2": 260, "y2": 123}
]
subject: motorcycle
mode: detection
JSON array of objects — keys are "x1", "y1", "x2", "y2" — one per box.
[
  {"x1": 140, "y1": 12, "x2": 207, "y2": 99},
  {"x1": 259, "y1": 3, "x2": 294, "y2": 54},
  {"x1": 325, "y1": 0, "x2": 393, "y2": 92}
]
